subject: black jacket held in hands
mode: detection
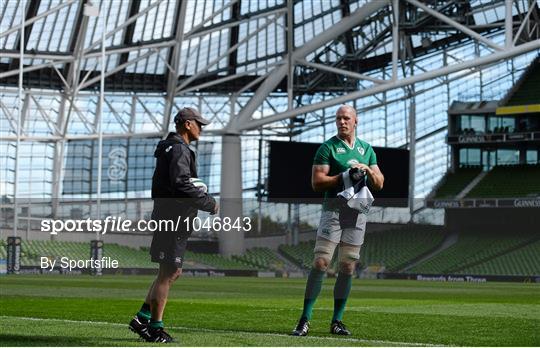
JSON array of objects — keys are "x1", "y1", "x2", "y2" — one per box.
[{"x1": 151, "y1": 132, "x2": 216, "y2": 223}]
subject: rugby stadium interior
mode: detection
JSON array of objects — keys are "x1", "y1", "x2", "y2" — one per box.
[{"x1": 1, "y1": 0, "x2": 539, "y2": 281}]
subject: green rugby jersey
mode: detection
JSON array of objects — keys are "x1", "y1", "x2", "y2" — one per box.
[{"x1": 313, "y1": 135, "x2": 377, "y2": 211}]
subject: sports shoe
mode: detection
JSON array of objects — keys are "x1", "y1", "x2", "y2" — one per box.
[
  {"x1": 128, "y1": 316, "x2": 151, "y2": 340},
  {"x1": 330, "y1": 320, "x2": 351, "y2": 335},
  {"x1": 291, "y1": 317, "x2": 310, "y2": 336},
  {"x1": 146, "y1": 327, "x2": 175, "y2": 343}
]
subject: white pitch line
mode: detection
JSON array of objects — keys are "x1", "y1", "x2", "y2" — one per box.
[{"x1": 0, "y1": 315, "x2": 449, "y2": 347}]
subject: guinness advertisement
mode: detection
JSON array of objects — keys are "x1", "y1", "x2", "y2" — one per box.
[
  {"x1": 427, "y1": 198, "x2": 540, "y2": 208},
  {"x1": 501, "y1": 198, "x2": 540, "y2": 208},
  {"x1": 447, "y1": 131, "x2": 539, "y2": 144},
  {"x1": 506, "y1": 133, "x2": 532, "y2": 141}
]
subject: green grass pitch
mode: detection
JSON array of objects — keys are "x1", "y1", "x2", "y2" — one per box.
[{"x1": 0, "y1": 275, "x2": 538, "y2": 346}]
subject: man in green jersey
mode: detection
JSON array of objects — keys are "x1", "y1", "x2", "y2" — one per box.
[{"x1": 291, "y1": 104, "x2": 384, "y2": 336}]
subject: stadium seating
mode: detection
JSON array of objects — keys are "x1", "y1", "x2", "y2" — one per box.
[
  {"x1": 433, "y1": 166, "x2": 482, "y2": 198},
  {"x1": 279, "y1": 241, "x2": 315, "y2": 269},
  {"x1": 0, "y1": 240, "x2": 254, "y2": 269},
  {"x1": 505, "y1": 57, "x2": 540, "y2": 106},
  {"x1": 279, "y1": 226, "x2": 446, "y2": 272},
  {"x1": 457, "y1": 239, "x2": 540, "y2": 276},
  {"x1": 2, "y1": 233, "x2": 537, "y2": 276},
  {"x1": 466, "y1": 164, "x2": 540, "y2": 198},
  {"x1": 0, "y1": 239, "x2": 6, "y2": 259},
  {"x1": 232, "y1": 247, "x2": 286, "y2": 271},
  {"x1": 360, "y1": 227, "x2": 446, "y2": 271},
  {"x1": 13, "y1": 240, "x2": 155, "y2": 268},
  {"x1": 409, "y1": 231, "x2": 535, "y2": 274},
  {"x1": 184, "y1": 251, "x2": 256, "y2": 270}
]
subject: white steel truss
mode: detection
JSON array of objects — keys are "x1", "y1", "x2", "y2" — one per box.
[
  {"x1": 1, "y1": 0, "x2": 539, "y2": 140},
  {"x1": 229, "y1": 0, "x2": 540, "y2": 133}
]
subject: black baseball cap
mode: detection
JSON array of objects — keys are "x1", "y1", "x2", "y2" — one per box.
[{"x1": 174, "y1": 107, "x2": 211, "y2": 126}]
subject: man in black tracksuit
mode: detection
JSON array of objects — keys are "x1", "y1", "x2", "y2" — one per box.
[{"x1": 129, "y1": 107, "x2": 218, "y2": 343}]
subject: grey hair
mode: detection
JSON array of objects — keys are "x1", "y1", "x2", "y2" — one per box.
[{"x1": 336, "y1": 104, "x2": 357, "y2": 117}]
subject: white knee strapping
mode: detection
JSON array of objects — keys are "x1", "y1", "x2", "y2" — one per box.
[
  {"x1": 313, "y1": 238, "x2": 338, "y2": 263},
  {"x1": 338, "y1": 244, "x2": 361, "y2": 262}
]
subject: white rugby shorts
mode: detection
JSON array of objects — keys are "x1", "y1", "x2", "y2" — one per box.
[{"x1": 316, "y1": 209, "x2": 367, "y2": 246}]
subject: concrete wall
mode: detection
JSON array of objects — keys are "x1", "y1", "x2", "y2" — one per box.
[{"x1": 445, "y1": 208, "x2": 538, "y2": 234}]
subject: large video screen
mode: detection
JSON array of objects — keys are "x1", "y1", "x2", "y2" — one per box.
[{"x1": 267, "y1": 141, "x2": 409, "y2": 207}]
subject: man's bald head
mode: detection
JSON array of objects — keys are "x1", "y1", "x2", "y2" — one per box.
[
  {"x1": 335, "y1": 105, "x2": 357, "y2": 139},
  {"x1": 336, "y1": 104, "x2": 357, "y2": 118}
]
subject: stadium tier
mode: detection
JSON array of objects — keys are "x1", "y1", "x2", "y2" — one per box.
[
  {"x1": 505, "y1": 57, "x2": 540, "y2": 106},
  {"x1": 433, "y1": 166, "x2": 482, "y2": 198},
  {"x1": 279, "y1": 227, "x2": 446, "y2": 272},
  {"x1": 3, "y1": 231, "x2": 539, "y2": 276},
  {"x1": 360, "y1": 227, "x2": 446, "y2": 271},
  {"x1": 457, "y1": 239, "x2": 540, "y2": 276},
  {"x1": 409, "y1": 231, "x2": 536, "y2": 274},
  {"x1": 185, "y1": 251, "x2": 257, "y2": 270},
  {"x1": 0, "y1": 239, "x2": 303, "y2": 271},
  {"x1": 0, "y1": 239, "x2": 6, "y2": 260},
  {"x1": 12, "y1": 240, "x2": 155, "y2": 268},
  {"x1": 279, "y1": 241, "x2": 315, "y2": 269},
  {"x1": 232, "y1": 247, "x2": 287, "y2": 272},
  {"x1": 465, "y1": 164, "x2": 540, "y2": 198},
  {"x1": 0, "y1": 240, "x2": 261, "y2": 270}
]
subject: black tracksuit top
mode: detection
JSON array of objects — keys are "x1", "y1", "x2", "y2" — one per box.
[{"x1": 151, "y1": 132, "x2": 216, "y2": 223}]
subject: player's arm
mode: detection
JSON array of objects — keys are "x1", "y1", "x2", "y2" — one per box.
[
  {"x1": 367, "y1": 164, "x2": 384, "y2": 191},
  {"x1": 311, "y1": 164, "x2": 342, "y2": 192},
  {"x1": 353, "y1": 163, "x2": 384, "y2": 191}
]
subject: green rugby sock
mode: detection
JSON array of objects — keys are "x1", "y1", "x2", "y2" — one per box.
[
  {"x1": 149, "y1": 320, "x2": 164, "y2": 329},
  {"x1": 136, "y1": 303, "x2": 151, "y2": 321},
  {"x1": 300, "y1": 268, "x2": 326, "y2": 320},
  {"x1": 332, "y1": 272, "x2": 352, "y2": 322}
]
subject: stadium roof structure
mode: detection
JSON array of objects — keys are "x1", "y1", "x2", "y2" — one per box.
[
  {"x1": 2, "y1": 0, "x2": 540, "y2": 247},
  {"x1": 2, "y1": 0, "x2": 540, "y2": 139}
]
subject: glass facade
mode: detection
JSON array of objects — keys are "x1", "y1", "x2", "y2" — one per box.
[
  {"x1": 1, "y1": 1, "x2": 539, "y2": 232},
  {"x1": 460, "y1": 148, "x2": 482, "y2": 166}
]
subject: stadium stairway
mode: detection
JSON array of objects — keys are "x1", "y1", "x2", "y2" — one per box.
[
  {"x1": 409, "y1": 231, "x2": 537, "y2": 275},
  {"x1": 500, "y1": 54, "x2": 540, "y2": 106},
  {"x1": 274, "y1": 249, "x2": 304, "y2": 273},
  {"x1": 430, "y1": 166, "x2": 483, "y2": 199},
  {"x1": 401, "y1": 231, "x2": 458, "y2": 272},
  {"x1": 231, "y1": 247, "x2": 300, "y2": 272},
  {"x1": 451, "y1": 235, "x2": 540, "y2": 274},
  {"x1": 457, "y1": 238, "x2": 540, "y2": 276},
  {"x1": 278, "y1": 226, "x2": 447, "y2": 273},
  {"x1": 455, "y1": 170, "x2": 490, "y2": 199},
  {"x1": 278, "y1": 241, "x2": 315, "y2": 270},
  {"x1": 466, "y1": 164, "x2": 540, "y2": 198}
]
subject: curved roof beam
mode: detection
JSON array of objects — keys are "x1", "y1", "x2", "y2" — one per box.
[
  {"x1": 240, "y1": 38, "x2": 540, "y2": 132},
  {"x1": 226, "y1": 0, "x2": 390, "y2": 134},
  {"x1": 405, "y1": 0, "x2": 503, "y2": 51}
]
